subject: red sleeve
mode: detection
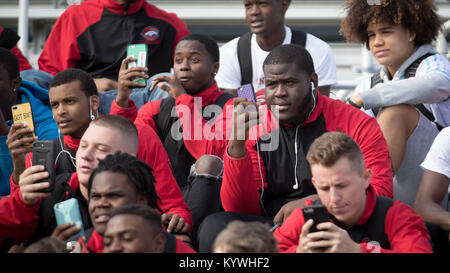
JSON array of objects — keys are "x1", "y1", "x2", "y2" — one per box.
[
  {"x1": 38, "y1": 4, "x2": 102, "y2": 75},
  {"x1": 8, "y1": 151, "x2": 33, "y2": 194},
  {"x1": 324, "y1": 99, "x2": 393, "y2": 198},
  {"x1": 175, "y1": 238, "x2": 197, "y2": 253},
  {"x1": 174, "y1": 94, "x2": 232, "y2": 159},
  {"x1": 221, "y1": 141, "x2": 266, "y2": 215},
  {"x1": 0, "y1": 188, "x2": 40, "y2": 244},
  {"x1": 135, "y1": 123, "x2": 193, "y2": 230},
  {"x1": 110, "y1": 99, "x2": 138, "y2": 122},
  {"x1": 220, "y1": 105, "x2": 276, "y2": 214},
  {"x1": 10, "y1": 46, "x2": 32, "y2": 71},
  {"x1": 273, "y1": 206, "x2": 305, "y2": 253},
  {"x1": 360, "y1": 201, "x2": 433, "y2": 253}
]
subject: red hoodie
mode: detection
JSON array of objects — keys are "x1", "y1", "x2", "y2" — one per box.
[
  {"x1": 221, "y1": 93, "x2": 393, "y2": 215},
  {"x1": 38, "y1": 0, "x2": 189, "y2": 79},
  {"x1": 274, "y1": 186, "x2": 433, "y2": 253},
  {"x1": 2, "y1": 125, "x2": 192, "y2": 244}
]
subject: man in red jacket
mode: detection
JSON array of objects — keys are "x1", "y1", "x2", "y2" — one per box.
[
  {"x1": 51, "y1": 153, "x2": 195, "y2": 253},
  {"x1": 1, "y1": 114, "x2": 192, "y2": 249},
  {"x1": 38, "y1": 0, "x2": 190, "y2": 92},
  {"x1": 103, "y1": 204, "x2": 195, "y2": 253},
  {"x1": 274, "y1": 132, "x2": 432, "y2": 253},
  {"x1": 197, "y1": 44, "x2": 393, "y2": 252}
]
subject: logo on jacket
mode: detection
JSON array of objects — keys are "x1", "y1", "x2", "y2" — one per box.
[{"x1": 141, "y1": 26, "x2": 160, "y2": 42}]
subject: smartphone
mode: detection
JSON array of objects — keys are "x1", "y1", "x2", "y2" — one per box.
[
  {"x1": 127, "y1": 43, "x2": 148, "y2": 84},
  {"x1": 32, "y1": 140, "x2": 56, "y2": 193},
  {"x1": 237, "y1": 83, "x2": 256, "y2": 102},
  {"x1": 54, "y1": 198, "x2": 85, "y2": 239},
  {"x1": 302, "y1": 205, "x2": 330, "y2": 233},
  {"x1": 11, "y1": 102, "x2": 35, "y2": 148}
]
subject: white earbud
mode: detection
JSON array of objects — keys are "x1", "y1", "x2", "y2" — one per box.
[{"x1": 89, "y1": 96, "x2": 95, "y2": 120}]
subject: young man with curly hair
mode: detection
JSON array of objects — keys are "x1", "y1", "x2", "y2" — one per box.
[{"x1": 340, "y1": 0, "x2": 450, "y2": 207}]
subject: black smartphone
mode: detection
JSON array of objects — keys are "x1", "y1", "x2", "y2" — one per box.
[
  {"x1": 237, "y1": 83, "x2": 256, "y2": 102},
  {"x1": 302, "y1": 205, "x2": 330, "y2": 233},
  {"x1": 32, "y1": 140, "x2": 56, "y2": 193}
]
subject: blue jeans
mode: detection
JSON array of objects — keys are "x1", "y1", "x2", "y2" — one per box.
[{"x1": 20, "y1": 69, "x2": 170, "y2": 115}]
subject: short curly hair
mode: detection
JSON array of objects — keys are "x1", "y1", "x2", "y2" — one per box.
[{"x1": 340, "y1": 0, "x2": 442, "y2": 49}]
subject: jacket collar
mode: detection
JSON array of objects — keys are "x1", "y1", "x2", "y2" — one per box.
[
  {"x1": 102, "y1": 0, "x2": 144, "y2": 15},
  {"x1": 63, "y1": 134, "x2": 80, "y2": 151},
  {"x1": 189, "y1": 81, "x2": 221, "y2": 108},
  {"x1": 86, "y1": 229, "x2": 104, "y2": 253}
]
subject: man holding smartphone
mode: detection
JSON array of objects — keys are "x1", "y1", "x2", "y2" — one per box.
[
  {"x1": 274, "y1": 132, "x2": 432, "y2": 253},
  {"x1": 0, "y1": 48, "x2": 58, "y2": 197}
]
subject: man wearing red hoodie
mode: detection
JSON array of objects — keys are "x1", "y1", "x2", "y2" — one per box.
[
  {"x1": 38, "y1": 0, "x2": 190, "y2": 92},
  {"x1": 274, "y1": 132, "x2": 432, "y2": 253},
  {"x1": 2, "y1": 109, "x2": 192, "y2": 249}
]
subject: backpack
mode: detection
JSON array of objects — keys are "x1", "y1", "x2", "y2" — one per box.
[
  {"x1": 370, "y1": 53, "x2": 444, "y2": 131},
  {"x1": 154, "y1": 92, "x2": 235, "y2": 188},
  {"x1": 237, "y1": 29, "x2": 307, "y2": 85}
]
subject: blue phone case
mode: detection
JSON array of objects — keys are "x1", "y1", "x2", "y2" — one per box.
[
  {"x1": 53, "y1": 198, "x2": 85, "y2": 238},
  {"x1": 237, "y1": 83, "x2": 256, "y2": 102}
]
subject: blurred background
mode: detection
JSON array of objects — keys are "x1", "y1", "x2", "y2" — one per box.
[{"x1": 1, "y1": 0, "x2": 449, "y2": 96}]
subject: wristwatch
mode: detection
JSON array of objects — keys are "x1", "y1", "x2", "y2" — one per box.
[{"x1": 347, "y1": 98, "x2": 361, "y2": 108}]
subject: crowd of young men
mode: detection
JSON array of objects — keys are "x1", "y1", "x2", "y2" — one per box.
[{"x1": 0, "y1": 0, "x2": 449, "y2": 254}]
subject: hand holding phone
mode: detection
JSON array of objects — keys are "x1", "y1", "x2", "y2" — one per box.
[
  {"x1": 54, "y1": 198, "x2": 85, "y2": 239},
  {"x1": 11, "y1": 102, "x2": 35, "y2": 148},
  {"x1": 127, "y1": 44, "x2": 148, "y2": 84},
  {"x1": 237, "y1": 83, "x2": 256, "y2": 103},
  {"x1": 32, "y1": 141, "x2": 56, "y2": 193},
  {"x1": 302, "y1": 205, "x2": 330, "y2": 233}
]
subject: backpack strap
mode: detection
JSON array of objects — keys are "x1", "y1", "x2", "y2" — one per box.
[
  {"x1": 163, "y1": 232, "x2": 177, "y2": 253},
  {"x1": 370, "y1": 53, "x2": 443, "y2": 130},
  {"x1": 204, "y1": 92, "x2": 236, "y2": 122},
  {"x1": 238, "y1": 32, "x2": 253, "y2": 86},
  {"x1": 291, "y1": 29, "x2": 307, "y2": 47},
  {"x1": 238, "y1": 29, "x2": 307, "y2": 86},
  {"x1": 155, "y1": 97, "x2": 178, "y2": 142}
]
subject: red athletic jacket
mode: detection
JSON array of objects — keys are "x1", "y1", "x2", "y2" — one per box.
[
  {"x1": 85, "y1": 228, "x2": 196, "y2": 253},
  {"x1": 110, "y1": 81, "x2": 234, "y2": 160},
  {"x1": 221, "y1": 93, "x2": 393, "y2": 215},
  {"x1": 0, "y1": 26, "x2": 32, "y2": 71},
  {"x1": 274, "y1": 186, "x2": 433, "y2": 253},
  {"x1": 2, "y1": 125, "x2": 192, "y2": 243},
  {"x1": 0, "y1": 189, "x2": 40, "y2": 246},
  {"x1": 38, "y1": 0, "x2": 189, "y2": 79}
]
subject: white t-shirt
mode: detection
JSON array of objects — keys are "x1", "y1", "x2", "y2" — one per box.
[
  {"x1": 421, "y1": 127, "x2": 450, "y2": 183},
  {"x1": 216, "y1": 26, "x2": 338, "y2": 95}
]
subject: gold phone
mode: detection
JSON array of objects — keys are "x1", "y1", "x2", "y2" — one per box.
[{"x1": 11, "y1": 102, "x2": 36, "y2": 148}]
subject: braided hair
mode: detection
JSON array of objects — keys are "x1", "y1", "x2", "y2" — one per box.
[{"x1": 87, "y1": 151, "x2": 162, "y2": 212}]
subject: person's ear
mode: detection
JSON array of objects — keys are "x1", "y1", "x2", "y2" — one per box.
[
  {"x1": 90, "y1": 95, "x2": 100, "y2": 113},
  {"x1": 212, "y1": 62, "x2": 219, "y2": 78},
  {"x1": 12, "y1": 76, "x2": 22, "y2": 92},
  {"x1": 281, "y1": 0, "x2": 290, "y2": 14},
  {"x1": 153, "y1": 233, "x2": 166, "y2": 253},
  {"x1": 362, "y1": 169, "x2": 372, "y2": 190},
  {"x1": 309, "y1": 73, "x2": 318, "y2": 90}
]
